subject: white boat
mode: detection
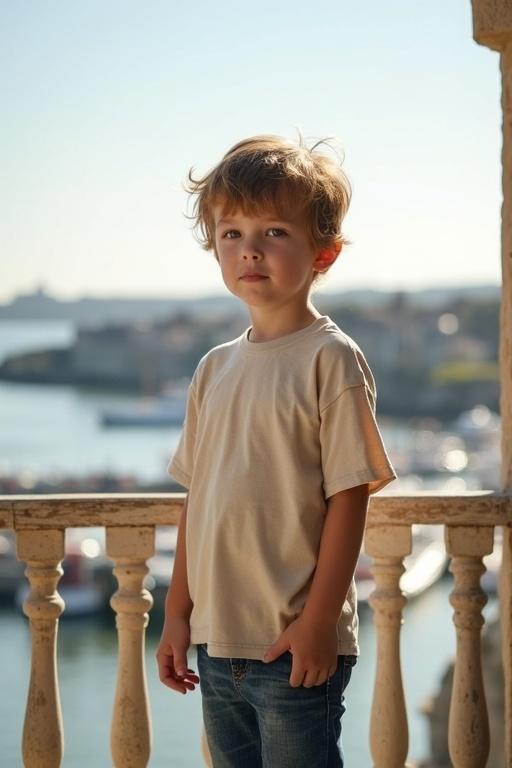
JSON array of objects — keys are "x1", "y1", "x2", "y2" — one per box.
[
  {"x1": 356, "y1": 524, "x2": 448, "y2": 604},
  {"x1": 100, "y1": 381, "x2": 188, "y2": 428}
]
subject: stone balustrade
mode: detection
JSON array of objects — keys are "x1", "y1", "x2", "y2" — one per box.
[{"x1": 0, "y1": 490, "x2": 509, "y2": 767}]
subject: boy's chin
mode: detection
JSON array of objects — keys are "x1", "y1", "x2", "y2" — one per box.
[
  {"x1": 226, "y1": 284, "x2": 273, "y2": 306},
  {"x1": 234, "y1": 295, "x2": 272, "y2": 309}
]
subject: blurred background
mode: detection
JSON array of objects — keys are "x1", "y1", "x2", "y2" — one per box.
[{"x1": 0, "y1": 1, "x2": 503, "y2": 766}]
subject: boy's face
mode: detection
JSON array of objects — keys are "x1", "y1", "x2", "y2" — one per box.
[{"x1": 212, "y1": 204, "x2": 339, "y2": 310}]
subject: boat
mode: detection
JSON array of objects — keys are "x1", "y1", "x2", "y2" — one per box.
[
  {"x1": 356, "y1": 524, "x2": 448, "y2": 604},
  {"x1": 99, "y1": 381, "x2": 189, "y2": 428}
]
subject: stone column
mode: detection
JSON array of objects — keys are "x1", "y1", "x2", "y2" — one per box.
[
  {"x1": 471, "y1": 3, "x2": 512, "y2": 765},
  {"x1": 365, "y1": 524, "x2": 412, "y2": 768},
  {"x1": 16, "y1": 529, "x2": 65, "y2": 768},
  {"x1": 106, "y1": 526, "x2": 154, "y2": 768},
  {"x1": 445, "y1": 525, "x2": 493, "y2": 768}
]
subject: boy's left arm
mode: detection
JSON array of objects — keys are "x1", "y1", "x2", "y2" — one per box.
[{"x1": 263, "y1": 483, "x2": 370, "y2": 688}]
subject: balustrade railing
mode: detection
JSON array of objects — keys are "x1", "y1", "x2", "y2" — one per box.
[{"x1": 0, "y1": 490, "x2": 509, "y2": 767}]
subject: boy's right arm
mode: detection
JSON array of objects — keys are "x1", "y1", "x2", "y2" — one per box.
[{"x1": 155, "y1": 493, "x2": 199, "y2": 694}]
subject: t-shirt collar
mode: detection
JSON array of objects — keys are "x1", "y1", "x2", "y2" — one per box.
[{"x1": 239, "y1": 315, "x2": 332, "y2": 354}]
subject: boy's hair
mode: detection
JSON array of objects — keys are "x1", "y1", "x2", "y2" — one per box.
[{"x1": 184, "y1": 133, "x2": 352, "y2": 288}]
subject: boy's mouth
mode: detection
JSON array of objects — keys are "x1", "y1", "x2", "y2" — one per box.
[{"x1": 239, "y1": 273, "x2": 268, "y2": 281}]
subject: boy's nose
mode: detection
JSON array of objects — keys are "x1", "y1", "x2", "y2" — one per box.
[
  {"x1": 242, "y1": 239, "x2": 264, "y2": 259},
  {"x1": 239, "y1": 231, "x2": 265, "y2": 259}
]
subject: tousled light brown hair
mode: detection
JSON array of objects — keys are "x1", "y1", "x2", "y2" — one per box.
[{"x1": 184, "y1": 132, "x2": 353, "y2": 287}]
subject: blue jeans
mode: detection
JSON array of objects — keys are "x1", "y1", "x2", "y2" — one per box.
[{"x1": 196, "y1": 643, "x2": 357, "y2": 768}]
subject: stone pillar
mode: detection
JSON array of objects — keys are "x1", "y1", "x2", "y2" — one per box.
[
  {"x1": 365, "y1": 524, "x2": 412, "y2": 768},
  {"x1": 471, "y1": 3, "x2": 512, "y2": 765},
  {"x1": 16, "y1": 529, "x2": 65, "y2": 768},
  {"x1": 445, "y1": 525, "x2": 493, "y2": 768},
  {"x1": 106, "y1": 526, "x2": 154, "y2": 768}
]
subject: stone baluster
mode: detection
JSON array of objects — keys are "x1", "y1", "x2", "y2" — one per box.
[
  {"x1": 106, "y1": 526, "x2": 155, "y2": 768},
  {"x1": 16, "y1": 529, "x2": 65, "y2": 768},
  {"x1": 365, "y1": 524, "x2": 412, "y2": 768},
  {"x1": 445, "y1": 525, "x2": 493, "y2": 768}
]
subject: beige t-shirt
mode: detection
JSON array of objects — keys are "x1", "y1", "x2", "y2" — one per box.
[{"x1": 167, "y1": 314, "x2": 397, "y2": 659}]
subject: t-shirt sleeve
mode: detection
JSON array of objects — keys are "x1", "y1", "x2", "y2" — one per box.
[
  {"x1": 319, "y1": 382, "x2": 397, "y2": 498},
  {"x1": 167, "y1": 381, "x2": 198, "y2": 489}
]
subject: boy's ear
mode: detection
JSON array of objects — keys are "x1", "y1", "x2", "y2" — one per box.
[{"x1": 314, "y1": 243, "x2": 342, "y2": 272}]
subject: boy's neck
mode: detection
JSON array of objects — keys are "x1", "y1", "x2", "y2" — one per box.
[{"x1": 247, "y1": 305, "x2": 323, "y2": 343}]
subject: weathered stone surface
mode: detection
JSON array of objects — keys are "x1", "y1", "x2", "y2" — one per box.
[
  {"x1": 1, "y1": 493, "x2": 182, "y2": 528},
  {"x1": 472, "y1": 0, "x2": 512, "y2": 50},
  {"x1": 367, "y1": 525, "x2": 412, "y2": 767},
  {"x1": 16, "y1": 529, "x2": 65, "y2": 768},
  {"x1": 446, "y1": 528, "x2": 492, "y2": 767},
  {"x1": 420, "y1": 617, "x2": 504, "y2": 768},
  {"x1": 108, "y1": 526, "x2": 154, "y2": 768},
  {"x1": 0, "y1": 491, "x2": 508, "y2": 529}
]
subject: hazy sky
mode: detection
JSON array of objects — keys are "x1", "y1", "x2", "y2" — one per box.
[{"x1": 0, "y1": 1, "x2": 503, "y2": 302}]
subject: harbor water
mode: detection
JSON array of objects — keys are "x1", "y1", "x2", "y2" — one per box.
[{"x1": 0, "y1": 321, "x2": 181, "y2": 485}]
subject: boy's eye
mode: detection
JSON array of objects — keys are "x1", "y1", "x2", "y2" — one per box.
[
  {"x1": 221, "y1": 227, "x2": 286, "y2": 239},
  {"x1": 267, "y1": 228, "x2": 286, "y2": 237}
]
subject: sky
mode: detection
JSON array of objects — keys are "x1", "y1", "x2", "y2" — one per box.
[{"x1": 0, "y1": 0, "x2": 503, "y2": 302}]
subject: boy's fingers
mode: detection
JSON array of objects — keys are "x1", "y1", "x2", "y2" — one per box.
[
  {"x1": 155, "y1": 644, "x2": 199, "y2": 694},
  {"x1": 172, "y1": 668, "x2": 200, "y2": 683},
  {"x1": 157, "y1": 653, "x2": 198, "y2": 682},
  {"x1": 173, "y1": 650, "x2": 189, "y2": 677},
  {"x1": 303, "y1": 668, "x2": 321, "y2": 688},
  {"x1": 161, "y1": 675, "x2": 187, "y2": 693},
  {"x1": 314, "y1": 668, "x2": 329, "y2": 686},
  {"x1": 263, "y1": 639, "x2": 289, "y2": 663},
  {"x1": 160, "y1": 664, "x2": 197, "y2": 693},
  {"x1": 289, "y1": 661, "x2": 306, "y2": 688}
]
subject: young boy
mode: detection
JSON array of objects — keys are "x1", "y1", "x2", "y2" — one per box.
[{"x1": 156, "y1": 134, "x2": 397, "y2": 767}]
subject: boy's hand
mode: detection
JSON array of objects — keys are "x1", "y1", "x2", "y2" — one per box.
[
  {"x1": 155, "y1": 616, "x2": 200, "y2": 694},
  {"x1": 262, "y1": 614, "x2": 338, "y2": 688}
]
